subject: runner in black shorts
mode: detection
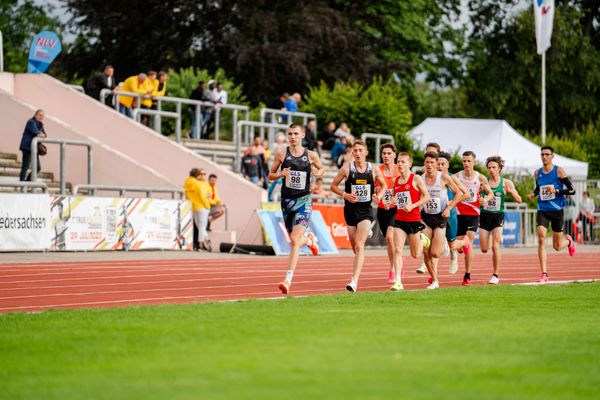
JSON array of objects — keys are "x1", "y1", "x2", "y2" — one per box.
[{"x1": 331, "y1": 140, "x2": 386, "y2": 292}]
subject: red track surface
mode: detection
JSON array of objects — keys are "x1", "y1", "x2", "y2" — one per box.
[{"x1": 1, "y1": 251, "x2": 599, "y2": 313}]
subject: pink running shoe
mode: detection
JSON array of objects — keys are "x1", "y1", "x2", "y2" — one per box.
[
  {"x1": 566, "y1": 234, "x2": 576, "y2": 257},
  {"x1": 462, "y1": 236, "x2": 472, "y2": 255},
  {"x1": 539, "y1": 274, "x2": 549, "y2": 283},
  {"x1": 462, "y1": 277, "x2": 472, "y2": 286},
  {"x1": 278, "y1": 280, "x2": 291, "y2": 294},
  {"x1": 388, "y1": 271, "x2": 395, "y2": 284},
  {"x1": 306, "y1": 232, "x2": 319, "y2": 256}
]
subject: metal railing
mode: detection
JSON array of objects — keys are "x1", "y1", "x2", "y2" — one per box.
[
  {"x1": 0, "y1": 181, "x2": 49, "y2": 193},
  {"x1": 0, "y1": 30, "x2": 4, "y2": 72},
  {"x1": 100, "y1": 89, "x2": 144, "y2": 113},
  {"x1": 72, "y1": 184, "x2": 183, "y2": 199},
  {"x1": 67, "y1": 84, "x2": 85, "y2": 93},
  {"x1": 361, "y1": 133, "x2": 395, "y2": 164},
  {"x1": 132, "y1": 108, "x2": 181, "y2": 139},
  {"x1": 259, "y1": 108, "x2": 316, "y2": 128},
  {"x1": 235, "y1": 120, "x2": 288, "y2": 171},
  {"x1": 31, "y1": 137, "x2": 93, "y2": 195}
]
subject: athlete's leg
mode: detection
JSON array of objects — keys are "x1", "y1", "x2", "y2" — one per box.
[
  {"x1": 479, "y1": 228, "x2": 491, "y2": 254},
  {"x1": 537, "y1": 225, "x2": 548, "y2": 274},
  {"x1": 491, "y1": 226, "x2": 503, "y2": 276},
  {"x1": 393, "y1": 227, "x2": 408, "y2": 281},
  {"x1": 350, "y1": 219, "x2": 372, "y2": 284},
  {"x1": 408, "y1": 230, "x2": 425, "y2": 259},
  {"x1": 552, "y1": 231, "x2": 569, "y2": 252},
  {"x1": 464, "y1": 230, "x2": 476, "y2": 274}
]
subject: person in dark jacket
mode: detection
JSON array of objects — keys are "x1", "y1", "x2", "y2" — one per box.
[
  {"x1": 86, "y1": 65, "x2": 118, "y2": 105},
  {"x1": 303, "y1": 119, "x2": 319, "y2": 153},
  {"x1": 19, "y1": 109, "x2": 47, "y2": 181}
]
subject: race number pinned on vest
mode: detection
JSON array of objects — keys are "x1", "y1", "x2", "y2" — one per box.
[
  {"x1": 424, "y1": 197, "x2": 441, "y2": 214},
  {"x1": 351, "y1": 185, "x2": 371, "y2": 202},
  {"x1": 484, "y1": 196, "x2": 501, "y2": 212},
  {"x1": 286, "y1": 170, "x2": 307, "y2": 190},
  {"x1": 540, "y1": 185, "x2": 556, "y2": 201},
  {"x1": 466, "y1": 188, "x2": 478, "y2": 203},
  {"x1": 383, "y1": 189, "x2": 394, "y2": 205},
  {"x1": 396, "y1": 191, "x2": 412, "y2": 209}
]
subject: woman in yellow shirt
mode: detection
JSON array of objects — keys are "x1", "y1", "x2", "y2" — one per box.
[{"x1": 184, "y1": 168, "x2": 211, "y2": 251}]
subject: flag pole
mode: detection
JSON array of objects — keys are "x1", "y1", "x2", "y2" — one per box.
[{"x1": 541, "y1": 50, "x2": 546, "y2": 144}]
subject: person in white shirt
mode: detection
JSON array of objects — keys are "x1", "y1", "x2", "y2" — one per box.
[{"x1": 213, "y1": 82, "x2": 228, "y2": 104}]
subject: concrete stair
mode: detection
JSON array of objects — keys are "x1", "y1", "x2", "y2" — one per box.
[{"x1": 0, "y1": 151, "x2": 70, "y2": 194}]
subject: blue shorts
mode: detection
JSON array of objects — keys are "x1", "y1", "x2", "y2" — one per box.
[
  {"x1": 281, "y1": 195, "x2": 312, "y2": 234},
  {"x1": 445, "y1": 210, "x2": 458, "y2": 243}
]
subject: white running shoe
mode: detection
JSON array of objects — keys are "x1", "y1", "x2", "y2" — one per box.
[
  {"x1": 426, "y1": 280, "x2": 439, "y2": 290},
  {"x1": 488, "y1": 275, "x2": 500, "y2": 285},
  {"x1": 390, "y1": 281, "x2": 404, "y2": 291},
  {"x1": 416, "y1": 261, "x2": 427, "y2": 274},
  {"x1": 346, "y1": 281, "x2": 357, "y2": 292},
  {"x1": 442, "y1": 240, "x2": 450, "y2": 257},
  {"x1": 449, "y1": 252, "x2": 458, "y2": 275}
]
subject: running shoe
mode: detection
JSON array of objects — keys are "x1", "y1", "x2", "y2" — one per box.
[
  {"x1": 346, "y1": 281, "x2": 357, "y2": 292},
  {"x1": 306, "y1": 231, "x2": 320, "y2": 256},
  {"x1": 416, "y1": 261, "x2": 427, "y2": 274},
  {"x1": 426, "y1": 280, "x2": 439, "y2": 290},
  {"x1": 449, "y1": 254, "x2": 458, "y2": 275},
  {"x1": 462, "y1": 236, "x2": 472, "y2": 255},
  {"x1": 462, "y1": 277, "x2": 472, "y2": 286},
  {"x1": 566, "y1": 234, "x2": 576, "y2": 257},
  {"x1": 390, "y1": 281, "x2": 404, "y2": 291},
  {"x1": 278, "y1": 279, "x2": 291, "y2": 294},
  {"x1": 388, "y1": 270, "x2": 396, "y2": 284},
  {"x1": 488, "y1": 275, "x2": 500, "y2": 285},
  {"x1": 539, "y1": 274, "x2": 549, "y2": 283},
  {"x1": 420, "y1": 233, "x2": 431, "y2": 250},
  {"x1": 442, "y1": 240, "x2": 450, "y2": 257}
]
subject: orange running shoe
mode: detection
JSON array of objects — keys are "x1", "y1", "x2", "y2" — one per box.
[
  {"x1": 278, "y1": 280, "x2": 291, "y2": 294},
  {"x1": 306, "y1": 232, "x2": 319, "y2": 256}
]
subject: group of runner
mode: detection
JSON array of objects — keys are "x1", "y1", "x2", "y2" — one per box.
[{"x1": 270, "y1": 124, "x2": 577, "y2": 294}]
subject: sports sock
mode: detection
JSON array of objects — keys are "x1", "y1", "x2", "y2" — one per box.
[
  {"x1": 464, "y1": 273, "x2": 471, "y2": 280},
  {"x1": 450, "y1": 250, "x2": 457, "y2": 260},
  {"x1": 542, "y1": 272, "x2": 548, "y2": 276},
  {"x1": 395, "y1": 275, "x2": 401, "y2": 283},
  {"x1": 306, "y1": 235, "x2": 313, "y2": 247},
  {"x1": 285, "y1": 270, "x2": 294, "y2": 283},
  {"x1": 493, "y1": 274, "x2": 498, "y2": 278}
]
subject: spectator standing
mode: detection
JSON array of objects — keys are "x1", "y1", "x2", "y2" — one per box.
[
  {"x1": 188, "y1": 81, "x2": 205, "y2": 139},
  {"x1": 318, "y1": 121, "x2": 336, "y2": 150},
  {"x1": 118, "y1": 73, "x2": 149, "y2": 118},
  {"x1": 184, "y1": 168, "x2": 211, "y2": 251},
  {"x1": 581, "y1": 191, "x2": 596, "y2": 242},
  {"x1": 207, "y1": 174, "x2": 225, "y2": 231},
  {"x1": 242, "y1": 147, "x2": 263, "y2": 185},
  {"x1": 213, "y1": 82, "x2": 228, "y2": 104},
  {"x1": 303, "y1": 119, "x2": 319, "y2": 152},
  {"x1": 86, "y1": 65, "x2": 118, "y2": 105},
  {"x1": 19, "y1": 109, "x2": 47, "y2": 181},
  {"x1": 201, "y1": 80, "x2": 218, "y2": 139},
  {"x1": 140, "y1": 71, "x2": 157, "y2": 126}
]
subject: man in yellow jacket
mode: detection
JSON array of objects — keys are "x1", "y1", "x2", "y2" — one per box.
[
  {"x1": 184, "y1": 168, "x2": 211, "y2": 251},
  {"x1": 140, "y1": 71, "x2": 169, "y2": 127},
  {"x1": 118, "y1": 73, "x2": 151, "y2": 118}
]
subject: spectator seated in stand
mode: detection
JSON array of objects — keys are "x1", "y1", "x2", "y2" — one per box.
[
  {"x1": 311, "y1": 177, "x2": 332, "y2": 199},
  {"x1": 318, "y1": 121, "x2": 336, "y2": 151}
]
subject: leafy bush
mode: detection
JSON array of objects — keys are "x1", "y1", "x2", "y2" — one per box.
[{"x1": 302, "y1": 78, "x2": 414, "y2": 157}]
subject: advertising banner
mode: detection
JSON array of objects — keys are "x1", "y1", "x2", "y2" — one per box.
[
  {"x1": 472, "y1": 211, "x2": 521, "y2": 247},
  {"x1": 312, "y1": 204, "x2": 351, "y2": 249},
  {"x1": 256, "y1": 209, "x2": 338, "y2": 256},
  {"x1": 28, "y1": 31, "x2": 62, "y2": 73},
  {"x1": 50, "y1": 196, "x2": 193, "y2": 251},
  {"x1": 0, "y1": 193, "x2": 51, "y2": 251}
]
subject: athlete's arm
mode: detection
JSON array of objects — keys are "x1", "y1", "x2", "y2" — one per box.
[
  {"x1": 308, "y1": 150, "x2": 325, "y2": 177},
  {"x1": 504, "y1": 178, "x2": 523, "y2": 203},
  {"x1": 331, "y1": 164, "x2": 356, "y2": 202},
  {"x1": 442, "y1": 173, "x2": 461, "y2": 217},
  {"x1": 372, "y1": 167, "x2": 386, "y2": 204},
  {"x1": 267, "y1": 147, "x2": 289, "y2": 181},
  {"x1": 479, "y1": 174, "x2": 494, "y2": 205},
  {"x1": 557, "y1": 167, "x2": 576, "y2": 196},
  {"x1": 452, "y1": 175, "x2": 470, "y2": 202},
  {"x1": 527, "y1": 169, "x2": 540, "y2": 200},
  {"x1": 404, "y1": 174, "x2": 430, "y2": 212}
]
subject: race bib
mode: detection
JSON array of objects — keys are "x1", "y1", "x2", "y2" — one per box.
[
  {"x1": 484, "y1": 196, "x2": 501, "y2": 212},
  {"x1": 285, "y1": 170, "x2": 307, "y2": 190},
  {"x1": 383, "y1": 189, "x2": 394, "y2": 205},
  {"x1": 396, "y1": 191, "x2": 412, "y2": 209},
  {"x1": 351, "y1": 184, "x2": 371, "y2": 202},
  {"x1": 424, "y1": 197, "x2": 441, "y2": 214},
  {"x1": 466, "y1": 188, "x2": 478, "y2": 203},
  {"x1": 540, "y1": 185, "x2": 556, "y2": 201}
]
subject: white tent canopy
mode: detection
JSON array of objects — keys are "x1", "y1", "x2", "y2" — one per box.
[{"x1": 408, "y1": 118, "x2": 588, "y2": 179}]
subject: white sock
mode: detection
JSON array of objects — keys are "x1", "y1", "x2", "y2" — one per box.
[
  {"x1": 285, "y1": 270, "x2": 294, "y2": 283},
  {"x1": 395, "y1": 275, "x2": 401, "y2": 283},
  {"x1": 450, "y1": 250, "x2": 457, "y2": 261}
]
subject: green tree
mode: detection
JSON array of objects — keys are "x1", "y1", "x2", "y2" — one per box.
[{"x1": 0, "y1": 0, "x2": 64, "y2": 72}]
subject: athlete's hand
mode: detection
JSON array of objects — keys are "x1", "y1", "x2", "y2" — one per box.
[
  {"x1": 442, "y1": 207, "x2": 450, "y2": 218},
  {"x1": 344, "y1": 193, "x2": 358, "y2": 203},
  {"x1": 403, "y1": 203, "x2": 415, "y2": 213},
  {"x1": 372, "y1": 193, "x2": 382, "y2": 204},
  {"x1": 526, "y1": 193, "x2": 535, "y2": 201},
  {"x1": 279, "y1": 168, "x2": 291, "y2": 178},
  {"x1": 311, "y1": 166, "x2": 322, "y2": 176},
  {"x1": 479, "y1": 197, "x2": 485, "y2": 206}
]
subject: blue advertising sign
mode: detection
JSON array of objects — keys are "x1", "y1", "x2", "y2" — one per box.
[
  {"x1": 472, "y1": 211, "x2": 521, "y2": 247},
  {"x1": 28, "y1": 31, "x2": 62, "y2": 73},
  {"x1": 257, "y1": 210, "x2": 338, "y2": 256}
]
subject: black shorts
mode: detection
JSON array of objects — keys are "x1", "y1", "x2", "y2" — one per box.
[
  {"x1": 394, "y1": 220, "x2": 425, "y2": 236},
  {"x1": 457, "y1": 215, "x2": 479, "y2": 236},
  {"x1": 344, "y1": 205, "x2": 374, "y2": 227},
  {"x1": 479, "y1": 212, "x2": 504, "y2": 231},
  {"x1": 377, "y1": 208, "x2": 397, "y2": 236},
  {"x1": 421, "y1": 212, "x2": 447, "y2": 230},
  {"x1": 537, "y1": 210, "x2": 564, "y2": 232}
]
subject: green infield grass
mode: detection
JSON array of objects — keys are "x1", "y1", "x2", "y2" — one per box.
[{"x1": 1, "y1": 283, "x2": 600, "y2": 399}]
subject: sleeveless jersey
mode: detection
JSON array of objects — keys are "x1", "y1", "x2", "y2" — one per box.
[
  {"x1": 447, "y1": 173, "x2": 457, "y2": 218},
  {"x1": 537, "y1": 166, "x2": 566, "y2": 211},
  {"x1": 345, "y1": 162, "x2": 374, "y2": 207},
  {"x1": 394, "y1": 173, "x2": 421, "y2": 222},
  {"x1": 482, "y1": 177, "x2": 505, "y2": 214},
  {"x1": 377, "y1": 164, "x2": 399, "y2": 209},
  {"x1": 423, "y1": 171, "x2": 448, "y2": 215},
  {"x1": 456, "y1": 171, "x2": 481, "y2": 216},
  {"x1": 281, "y1": 147, "x2": 311, "y2": 199}
]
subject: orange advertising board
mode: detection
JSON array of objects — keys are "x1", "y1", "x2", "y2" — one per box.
[{"x1": 312, "y1": 204, "x2": 351, "y2": 249}]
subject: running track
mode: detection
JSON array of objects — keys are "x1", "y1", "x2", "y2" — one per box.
[{"x1": 1, "y1": 251, "x2": 599, "y2": 313}]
